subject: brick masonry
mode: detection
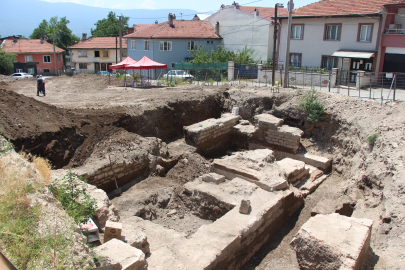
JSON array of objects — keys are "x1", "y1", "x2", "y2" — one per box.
[
  {"x1": 184, "y1": 113, "x2": 241, "y2": 156},
  {"x1": 254, "y1": 114, "x2": 304, "y2": 153}
]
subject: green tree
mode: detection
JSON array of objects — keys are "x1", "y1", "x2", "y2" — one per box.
[
  {"x1": 91, "y1": 11, "x2": 129, "y2": 37},
  {"x1": 189, "y1": 45, "x2": 210, "y2": 64},
  {"x1": 30, "y1": 17, "x2": 79, "y2": 50},
  {"x1": 0, "y1": 47, "x2": 16, "y2": 75}
]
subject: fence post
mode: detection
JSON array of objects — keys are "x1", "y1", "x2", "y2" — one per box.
[
  {"x1": 328, "y1": 72, "x2": 331, "y2": 92},
  {"x1": 357, "y1": 71, "x2": 364, "y2": 97},
  {"x1": 381, "y1": 74, "x2": 384, "y2": 102},
  {"x1": 228, "y1": 61, "x2": 234, "y2": 81},
  {"x1": 393, "y1": 73, "x2": 397, "y2": 102},
  {"x1": 319, "y1": 72, "x2": 322, "y2": 91}
]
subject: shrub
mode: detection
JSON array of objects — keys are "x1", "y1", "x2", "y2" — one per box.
[
  {"x1": 50, "y1": 170, "x2": 97, "y2": 223},
  {"x1": 297, "y1": 88, "x2": 325, "y2": 123},
  {"x1": 367, "y1": 133, "x2": 378, "y2": 147},
  {"x1": 0, "y1": 132, "x2": 13, "y2": 156}
]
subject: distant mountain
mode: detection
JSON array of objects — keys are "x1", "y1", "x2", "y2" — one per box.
[{"x1": 0, "y1": 0, "x2": 199, "y2": 38}]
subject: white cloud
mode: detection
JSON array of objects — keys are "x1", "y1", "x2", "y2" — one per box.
[
  {"x1": 138, "y1": 0, "x2": 156, "y2": 9},
  {"x1": 93, "y1": 0, "x2": 106, "y2": 8}
]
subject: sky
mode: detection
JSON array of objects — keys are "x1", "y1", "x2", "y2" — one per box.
[{"x1": 41, "y1": 0, "x2": 319, "y2": 13}]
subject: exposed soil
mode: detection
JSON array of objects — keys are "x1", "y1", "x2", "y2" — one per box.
[{"x1": 1, "y1": 74, "x2": 405, "y2": 269}]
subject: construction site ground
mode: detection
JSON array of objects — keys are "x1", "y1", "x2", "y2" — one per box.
[{"x1": 1, "y1": 74, "x2": 404, "y2": 269}]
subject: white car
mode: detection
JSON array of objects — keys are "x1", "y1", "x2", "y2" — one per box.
[
  {"x1": 10, "y1": 73, "x2": 34, "y2": 78},
  {"x1": 165, "y1": 70, "x2": 193, "y2": 80}
]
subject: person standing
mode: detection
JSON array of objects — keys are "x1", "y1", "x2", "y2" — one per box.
[
  {"x1": 37, "y1": 75, "x2": 44, "y2": 96},
  {"x1": 40, "y1": 75, "x2": 46, "y2": 96}
]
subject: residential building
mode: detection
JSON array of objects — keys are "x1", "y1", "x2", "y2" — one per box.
[
  {"x1": 1, "y1": 37, "x2": 64, "y2": 75},
  {"x1": 68, "y1": 34, "x2": 127, "y2": 73},
  {"x1": 124, "y1": 14, "x2": 221, "y2": 76},
  {"x1": 277, "y1": 0, "x2": 390, "y2": 73},
  {"x1": 206, "y1": 3, "x2": 287, "y2": 62},
  {"x1": 378, "y1": 2, "x2": 405, "y2": 72}
]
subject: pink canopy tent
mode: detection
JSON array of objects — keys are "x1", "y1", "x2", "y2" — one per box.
[
  {"x1": 125, "y1": 56, "x2": 167, "y2": 69},
  {"x1": 109, "y1": 57, "x2": 137, "y2": 69}
]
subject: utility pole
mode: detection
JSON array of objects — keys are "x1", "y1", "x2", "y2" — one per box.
[
  {"x1": 283, "y1": 0, "x2": 293, "y2": 88},
  {"x1": 119, "y1": 16, "x2": 123, "y2": 62},
  {"x1": 116, "y1": 36, "x2": 118, "y2": 63},
  {"x1": 52, "y1": 29, "x2": 57, "y2": 75},
  {"x1": 272, "y1": 3, "x2": 279, "y2": 86}
]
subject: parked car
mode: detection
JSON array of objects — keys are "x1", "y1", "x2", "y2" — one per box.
[
  {"x1": 164, "y1": 70, "x2": 194, "y2": 80},
  {"x1": 96, "y1": 71, "x2": 112, "y2": 76},
  {"x1": 10, "y1": 73, "x2": 33, "y2": 78}
]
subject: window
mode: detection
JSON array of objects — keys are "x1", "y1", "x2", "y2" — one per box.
[
  {"x1": 122, "y1": 50, "x2": 127, "y2": 57},
  {"x1": 94, "y1": 51, "x2": 100, "y2": 57},
  {"x1": 160, "y1": 41, "x2": 172, "y2": 51},
  {"x1": 131, "y1": 40, "x2": 136, "y2": 50},
  {"x1": 291, "y1": 25, "x2": 304, "y2": 39},
  {"x1": 103, "y1": 50, "x2": 108, "y2": 57},
  {"x1": 43, "y1": 68, "x2": 50, "y2": 73},
  {"x1": 358, "y1": 24, "x2": 373, "y2": 42},
  {"x1": 144, "y1": 40, "x2": 149, "y2": 50},
  {"x1": 289, "y1": 53, "x2": 302, "y2": 68},
  {"x1": 25, "y1": 55, "x2": 33, "y2": 62},
  {"x1": 321, "y1": 56, "x2": 337, "y2": 70},
  {"x1": 188, "y1": 41, "x2": 197, "y2": 50},
  {"x1": 43, "y1": 55, "x2": 51, "y2": 63},
  {"x1": 324, "y1": 24, "x2": 341, "y2": 41},
  {"x1": 27, "y1": 68, "x2": 34, "y2": 74},
  {"x1": 16, "y1": 69, "x2": 23, "y2": 73},
  {"x1": 171, "y1": 62, "x2": 176, "y2": 68},
  {"x1": 79, "y1": 63, "x2": 87, "y2": 69},
  {"x1": 78, "y1": 51, "x2": 87, "y2": 57}
]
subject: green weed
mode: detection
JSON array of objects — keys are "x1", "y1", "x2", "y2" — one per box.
[
  {"x1": 297, "y1": 88, "x2": 325, "y2": 123},
  {"x1": 367, "y1": 133, "x2": 378, "y2": 147}
]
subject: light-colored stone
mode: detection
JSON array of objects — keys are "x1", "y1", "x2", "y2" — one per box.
[
  {"x1": 123, "y1": 229, "x2": 150, "y2": 254},
  {"x1": 291, "y1": 213, "x2": 373, "y2": 270},
  {"x1": 93, "y1": 238, "x2": 147, "y2": 270},
  {"x1": 254, "y1": 114, "x2": 284, "y2": 128},
  {"x1": 201, "y1": 173, "x2": 226, "y2": 184},
  {"x1": 239, "y1": 199, "x2": 251, "y2": 214},
  {"x1": 277, "y1": 158, "x2": 306, "y2": 182}
]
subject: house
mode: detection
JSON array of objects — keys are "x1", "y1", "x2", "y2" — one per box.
[
  {"x1": 1, "y1": 37, "x2": 64, "y2": 75},
  {"x1": 276, "y1": 0, "x2": 392, "y2": 73},
  {"x1": 378, "y1": 1, "x2": 405, "y2": 72},
  {"x1": 206, "y1": 2, "x2": 287, "y2": 62},
  {"x1": 123, "y1": 13, "x2": 222, "y2": 76},
  {"x1": 68, "y1": 34, "x2": 127, "y2": 73}
]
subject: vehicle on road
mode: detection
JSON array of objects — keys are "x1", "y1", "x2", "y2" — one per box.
[
  {"x1": 164, "y1": 70, "x2": 193, "y2": 80},
  {"x1": 96, "y1": 71, "x2": 112, "y2": 76},
  {"x1": 10, "y1": 73, "x2": 33, "y2": 78}
]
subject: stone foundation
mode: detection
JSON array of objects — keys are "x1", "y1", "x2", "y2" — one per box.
[{"x1": 184, "y1": 113, "x2": 241, "y2": 156}]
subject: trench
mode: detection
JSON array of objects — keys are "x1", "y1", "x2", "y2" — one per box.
[{"x1": 3, "y1": 88, "x2": 353, "y2": 269}]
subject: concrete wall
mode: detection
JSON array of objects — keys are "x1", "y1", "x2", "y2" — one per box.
[
  {"x1": 278, "y1": 17, "x2": 380, "y2": 67},
  {"x1": 206, "y1": 5, "x2": 273, "y2": 62},
  {"x1": 258, "y1": 68, "x2": 332, "y2": 87}
]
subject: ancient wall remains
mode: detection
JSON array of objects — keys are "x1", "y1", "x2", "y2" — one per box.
[
  {"x1": 253, "y1": 114, "x2": 304, "y2": 153},
  {"x1": 184, "y1": 113, "x2": 241, "y2": 157}
]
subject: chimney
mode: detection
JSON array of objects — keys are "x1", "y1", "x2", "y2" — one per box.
[
  {"x1": 168, "y1": 13, "x2": 174, "y2": 27},
  {"x1": 215, "y1": 22, "x2": 220, "y2": 36},
  {"x1": 221, "y1": 4, "x2": 225, "y2": 9},
  {"x1": 235, "y1": 3, "x2": 240, "y2": 9},
  {"x1": 255, "y1": 8, "x2": 259, "y2": 16},
  {"x1": 12, "y1": 35, "x2": 18, "y2": 44},
  {"x1": 127, "y1": 25, "x2": 135, "y2": 35},
  {"x1": 82, "y1": 33, "x2": 87, "y2": 41},
  {"x1": 155, "y1": 20, "x2": 158, "y2": 24},
  {"x1": 40, "y1": 35, "x2": 44, "y2": 44}
]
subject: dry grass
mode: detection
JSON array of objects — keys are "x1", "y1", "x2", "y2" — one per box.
[
  {"x1": 33, "y1": 157, "x2": 52, "y2": 185},
  {"x1": 0, "y1": 155, "x2": 34, "y2": 196}
]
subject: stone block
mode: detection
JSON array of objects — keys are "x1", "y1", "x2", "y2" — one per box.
[
  {"x1": 277, "y1": 158, "x2": 306, "y2": 182},
  {"x1": 290, "y1": 213, "x2": 373, "y2": 270},
  {"x1": 254, "y1": 114, "x2": 283, "y2": 128},
  {"x1": 201, "y1": 173, "x2": 226, "y2": 184},
  {"x1": 93, "y1": 238, "x2": 147, "y2": 270},
  {"x1": 239, "y1": 199, "x2": 251, "y2": 214},
  {"x1": 123, "y1": 229, "x2": 150, "y2": 254}
]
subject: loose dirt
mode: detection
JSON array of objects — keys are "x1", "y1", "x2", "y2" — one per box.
[{"x1": 1, "y1": 74, "x2": 405, "y2": 269}]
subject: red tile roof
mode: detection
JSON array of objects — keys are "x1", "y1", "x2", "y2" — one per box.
[
  {"x1": 124, "y1": 20, "x2": 221, "y2": 39},
  {"x1": 279, "y1": 0, "x2": 405, "y2": 17},
  {"x1": 134, "y1": 24, "x2": 155, "y2": 32},
  {"x1": 67, "y1": 37, "x2": 127, "y2": 49},
  {"x1": 238, "y1": 6, "x2": 287, "y2": 21},
  {"x1": 1, "y1": 39, "x2": 64, "y2": 53}
]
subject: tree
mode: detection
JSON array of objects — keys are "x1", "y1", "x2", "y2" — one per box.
[
  {"x1": 0, "y1": 48, "x2": 16, "y2": 75},
  {"x1": 91, "y1": 11, "x2": 129, "y2": 37},
  {"x1": 29, "y1": 17, "x2": 79, "y2": 50},
  {"x1": 189, "y1": 45, "x2": 256, "y2": 65}
]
